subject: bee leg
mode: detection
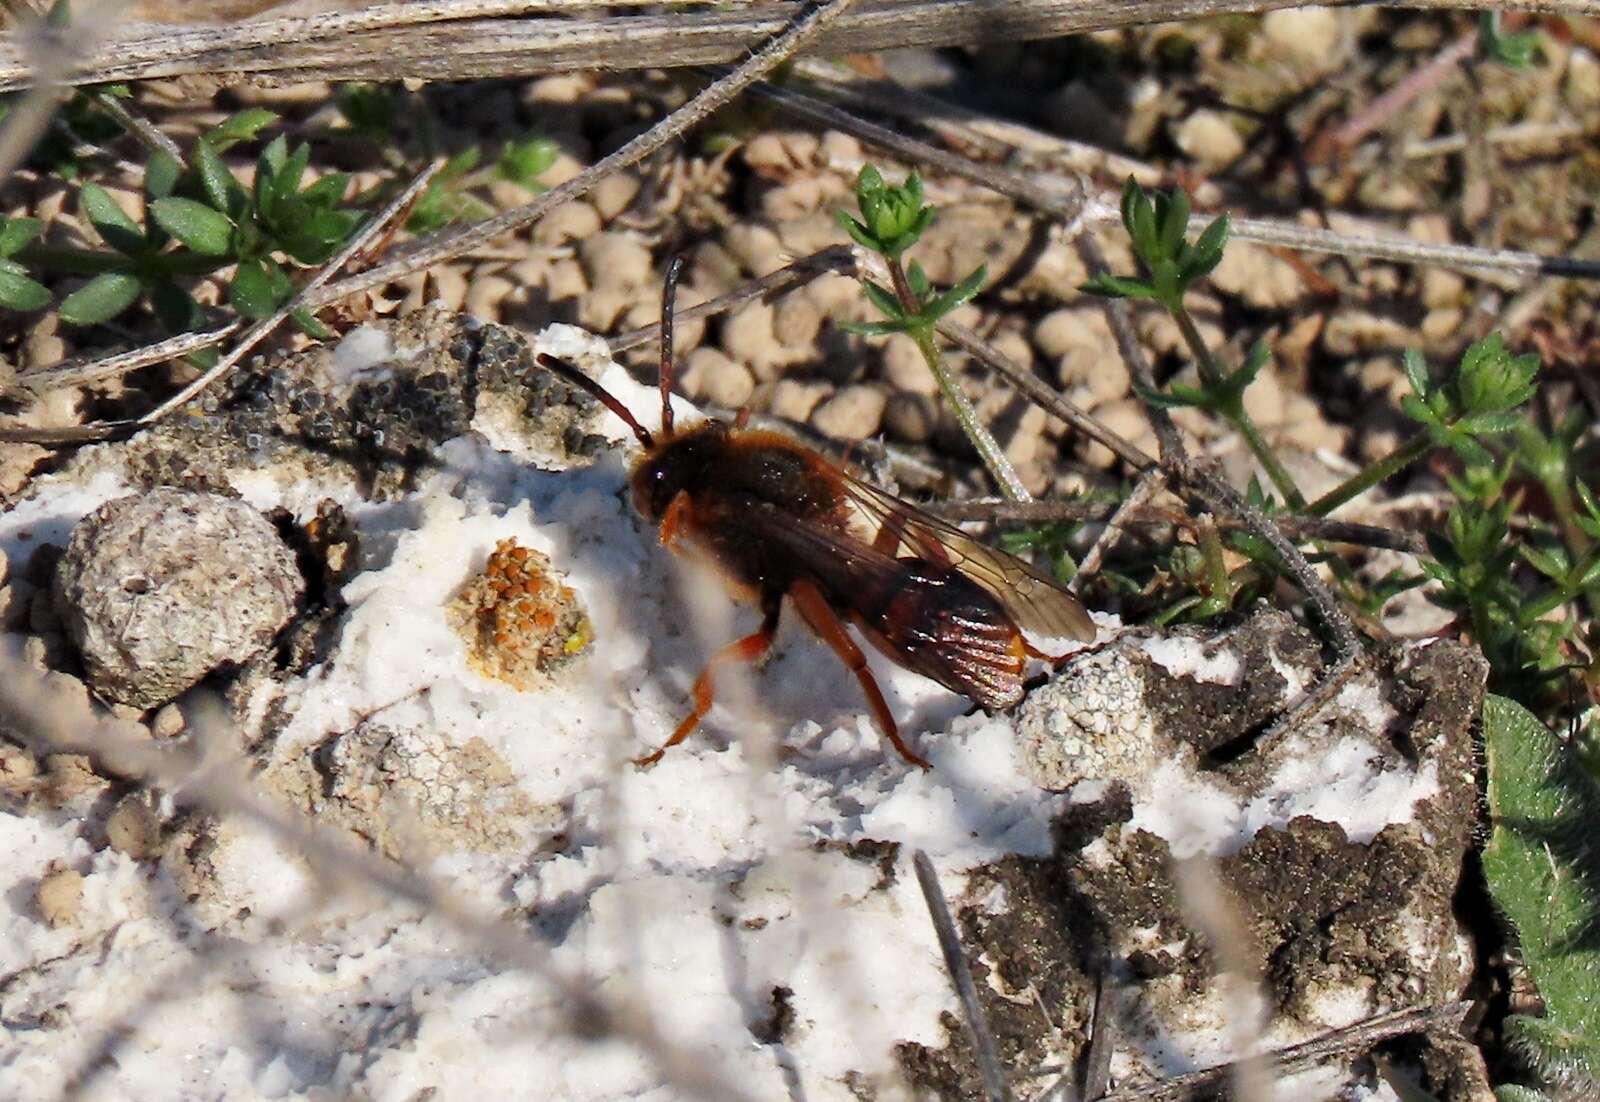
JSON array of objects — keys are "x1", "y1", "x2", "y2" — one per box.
[
  {"x1": 658, "y1": 490, "x2": 692, "y2": 548},
  {"x1": 787, "y1": 579, "x2": 932, "y2": 770},
  {"x1": 734, "y1": 406, "x2": 752, "y2": 429},
  {"x1": 635, "y1": 596, "x2": 781, "y2": 768}
]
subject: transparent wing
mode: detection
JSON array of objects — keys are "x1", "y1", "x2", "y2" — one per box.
[
  {"x1": 732, "y1": 499, "x2": 1026, "y2": 706},
  {"x1": 835, "y1": 473, "x2": 1096, "y2": 643}
]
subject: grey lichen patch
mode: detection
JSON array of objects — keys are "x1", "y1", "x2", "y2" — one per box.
[
  {"x1": 97, "y1": 310, "x2": 604, "y2": 503},
  {"x1": 285, "y1": 721, "x2": 553, "y2": 860},
  {"x1": 1015, "y1": 646, "x2": 1155, "y2": 791},
  {"x1": 52, "y1": 490, "x2": 304, "y2": 709}
]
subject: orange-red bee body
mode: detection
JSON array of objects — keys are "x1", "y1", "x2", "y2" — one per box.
[{"x1": 540, "y1": 259, "x2": 1094, "y2": 768}]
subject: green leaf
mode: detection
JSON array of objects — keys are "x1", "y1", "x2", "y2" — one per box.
[
  {"x1": 836, "y1": 210, "x2": 879, "y2": 251},
  {"x1": 1519, "y1": 543, "x2": 1569, "y2": 583},
  {"x1": 229, "y1": 257, "x2": 291, "y2": 319},
  {"x1": 1135, "y1": 383, "x2": 1207, "y2": 409},
  {"x1": 271, "y1": 142, "x2": 311, "y2": 211},
  {"x1": 336, "y1": 84, "x2": 395, "y2": 136},
  {"x1": 1183, "y1": 214, "x2": 1229, "y2": 283},
  {"x1": 0, "y1": 216, "x2": 42, "y2": 258},
  {"x1": 862, "y1": 279, "x2": 905, "y2": 321},
  {"x1": 289, "y1": 306, "x2": 333, "y2": 340},
  {"x1": 438, "y1": 145, "x2": 482, "y2": 181},
  {"x1": 205, "y1": 107, "x2": 277, "y2": 152},
  {"x1": 193, "y1": 137, "x2": 244, "y2": 217},
  {"x1": 497, "y1": 135, "x2": 558, "y2": 188},
  {"x1": 925, "y1": 264, "x2": 986, "y2": 319},
  {"x1": 144, "y1": 150, "x2": 181, "y2": 200},
  {"x1": 1081, "y1": 273, "x2": 1156, "y2": 299},
  {"x1": 149, "y1": 279, "x2": 204, "y2": 332},
  {"x1": 0, "y1": 263, "x2": 51, "y2": 311},
  {"x1": 1481, "y1": 695, "x2": 1600, "y2": 1081},
  {"x1": 1457, "y1": 411, "x2": 1525, "y2": 436},
  {"x1": 1403, "y1": 348, "x2": 1431, "y2": 399},
  {"x1": 905, "y1": 259, "x2": 931, "y2": 303},
  {"x1": 839, "y1": 319, "x2": 912, "y2": 337},
  {"x1": 58, "y1": 271, "x2": 141, "y2": 325},
  {"x1": 280, "y1": 209, "x2": 362, "y2": 264},
  {"x1": 150, "y1": 197, "x2": 234, "y2": 256},
  {"x1": 299, "y1": 171, "x2": 349, "y2": 210},
  {"x1": 80, "y1": 183, "x2": 145, "y2": 255},
  {"x1": 1158, "y1": 188, "x2": 1190, "y2": 261}
]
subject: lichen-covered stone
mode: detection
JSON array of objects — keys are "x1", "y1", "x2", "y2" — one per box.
[
  {"x1": 904, "y1": 610, "x2": 1491, "y2": 1100},
  {"x1": 448, "y1": 537, "x2": 592, "y2": 690},
  {"x1": 97, "y1": 310, "x2": 604, "y2": 503},
  {"x1": 53, "y1": 489, "x2": 304, "y2": 708}
]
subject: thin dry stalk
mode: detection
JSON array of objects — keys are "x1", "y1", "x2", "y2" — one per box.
[
  {"x1": 760, "y1": 75, "x2": 1600, "y2": 286},
  {"x1": 299, "y1": 0, "x2": 862, "y2": 312},
  {"x1": 913, "y1": 850, "x2": 1013, "y2": 1102},
  {"x1": 1072, "y1": 471, "x2": 1162, "y2": 589},
  {"x1": 608, "y1": 245, "x2": 855, "y2": 356},
  {"x1": 12, "y1": 323, "x2": 241, "y2": 395},
  {"x1": 932, "y1": 497, "x2": 1428, "y2": 555},
  {"x1": 8, "y1": 0, "x2": 1600, "y2": 92},
  {"x1": 1086, "y1": 1002, "x2": 1470, "y2": 1102}
]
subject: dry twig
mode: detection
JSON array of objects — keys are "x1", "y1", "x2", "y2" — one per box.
[{"x1": 913, "y1": 850, "x2": 1013, "y2": 1102}]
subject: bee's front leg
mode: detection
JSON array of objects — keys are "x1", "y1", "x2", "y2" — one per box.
[{"x1": 658, "y1": 490, "x2": 692, "y2": 549}]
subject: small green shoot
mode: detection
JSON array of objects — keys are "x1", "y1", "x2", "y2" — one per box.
[
  {"x1": 1084, "y1": 177, "x2": 1302, "y2": 507},
  {"x1": 838, "y1": 165, "x2": 1028, "y2": 502}
]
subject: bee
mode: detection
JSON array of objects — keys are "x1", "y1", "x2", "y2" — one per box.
[{"x1": 537, "y1": 258, "x2": 1095, "y2": 768}]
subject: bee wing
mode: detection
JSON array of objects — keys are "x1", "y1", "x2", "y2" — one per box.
[
  {"x1": 836, "y1": 473, "x2": 1097, "y2": 643},
  {"x1": 734, "y1": 499, "x2": 1027, "y2": 707}
]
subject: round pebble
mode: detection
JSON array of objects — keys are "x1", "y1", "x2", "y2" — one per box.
[
  {"x1": 679, "y1": 347, "x2": 755, "y2": 410},
  {"x1": 810, "y1": 384, "x2": 886, "y2": 441},
  {"x1": 35, "y1": 868, "x2": 83, "y2": 927},
  {"x1": 53, "y1": 490, "x2": 305, "y2": 709}
]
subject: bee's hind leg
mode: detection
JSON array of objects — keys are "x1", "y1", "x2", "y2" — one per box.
[
  {"x1": 787, "y1": 579, "x2": 931, "y2": 770},
  {"x1": 636, "y1": 592, "x2": 781, "y2": 767}
]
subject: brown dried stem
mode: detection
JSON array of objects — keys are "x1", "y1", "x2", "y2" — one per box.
[{"x1": 6, "y1": 1, "x2": 1600, "y2": 92}]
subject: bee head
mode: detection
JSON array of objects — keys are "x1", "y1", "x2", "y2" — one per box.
[{"x1": 630, "y1": 423, "x2": 726, "y2": 520}]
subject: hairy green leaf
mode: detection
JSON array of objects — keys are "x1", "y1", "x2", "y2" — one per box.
[{"x1": 59, "y1": 271, "x2": 141, "y2": 325}]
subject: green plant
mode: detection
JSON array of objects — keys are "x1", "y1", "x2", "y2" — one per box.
[
  {"x1": 333, "y1": 84, "x2": 558, "y2": 233},
  {"x1": 0, "y1": 109, "x2": 359, "y2": 334},
  {"x1": 1481, "y1": 694, "x2": 1600, "y2": 1101},
  {"x1": 1083, "y1": 179, "x2": 1305, "y2": 508},
  {"x1": 839, "y1": 165, "x2": 1028, "y2": 502}
]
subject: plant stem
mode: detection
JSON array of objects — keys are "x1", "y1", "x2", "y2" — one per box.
[
  {"x1": 1308, "y1": 430, "x2": 1432, "y2": 516},
  {"x1": 1170, "y1": 302, "x2": 1304, "y2": 509},
  {"x1": 886, "y1": 257, "x2": 1030, "y2": 502}
]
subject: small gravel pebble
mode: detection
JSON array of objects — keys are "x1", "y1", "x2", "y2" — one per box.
[
  {"x1": 151, "y1": 703, "x2": 185, "y2": 739},
  {"x1": 35, "y1": 868, "x2": 83, "y2": 927},
  {"x1": 884, "y1": 392, "x2": 937, "y2": 444},
  {"x1": 811, "y1": 384, "x2": 886, "y2": 441},
  {"x1": 679, "y1": 347, "x2": 755, "y2": 410},
  {"x1": 769, "y1": 379, "x2": 832, "y2": 424},
  {"x1": 882, "y1": 333, "x2": 938, "y2": 396},
  {"x1": 106, "y1": 793, "x2": 163, "y2": 860}
]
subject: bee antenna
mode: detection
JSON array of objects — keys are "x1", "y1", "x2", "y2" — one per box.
[
  {"x1": 536, "y1": 353, "x2": 655, "y2": 449},
  {"x1": 659, "y1": 254, "x2": 686, "y2": 439}
]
